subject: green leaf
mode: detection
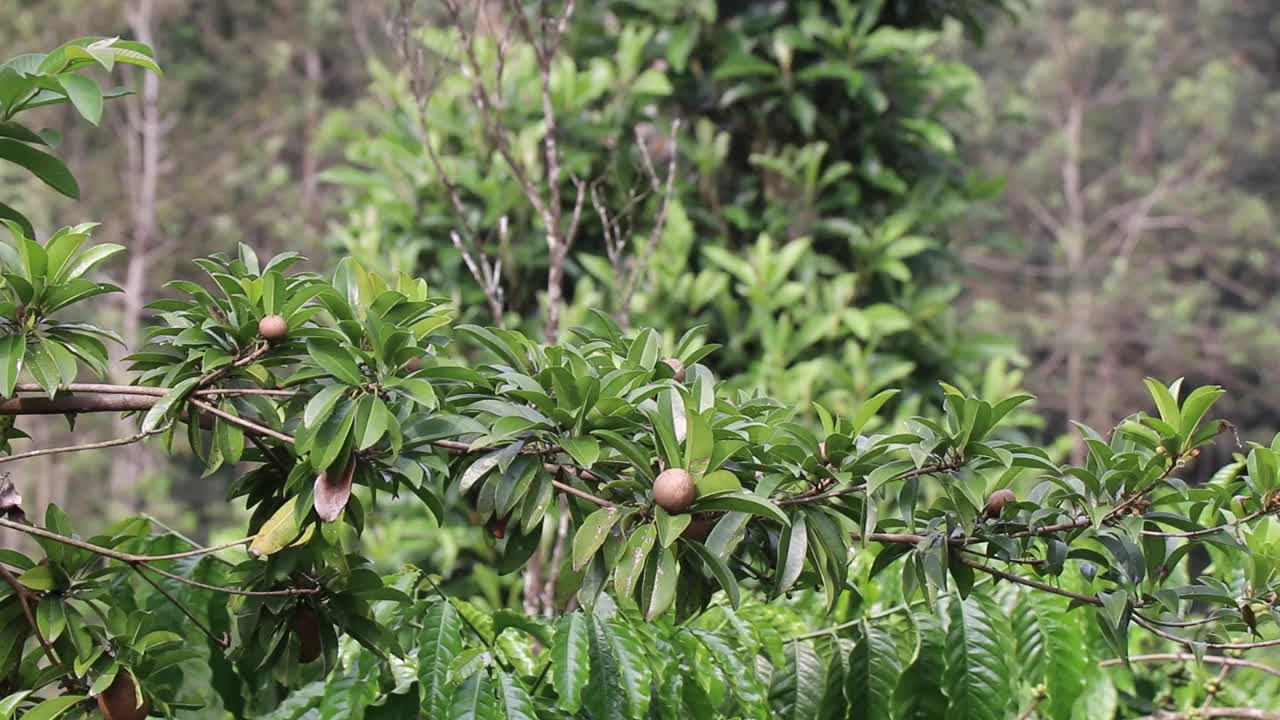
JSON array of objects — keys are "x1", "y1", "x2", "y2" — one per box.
[
  {"x1": 851, "y1": 389, "x2": 899, "y2": 436},
  {"x1": 847, "y1": 623, "x2": 903, "y2": 720},
  {"x1": 693, "y1": 491, "x2": 789, "y2": 526},
  {"x1": 551, "y1": 613, "x2": 590, "y2": 713},
  {"x1": 943, "y1": 596, "x2": 1012, "y2": 720},
  {"x1": 389, "y1": 377, "x2": 437, "y2": 408},
  {"x1": 584, "y1": 618, "x2": 650, "y2": 719},
  {"x1": 56, "y1": 75, "x2": 102, "y2": 125},
  {"x1": 420, "y1": 600, "x2": 464, "y2": 720},
  {"x1": 695, "y1": 469, "x2": 741, "y2": 498},
  {"x1": 0, "y1": 202, "x2": 33, "y2": 241},
  {"x1": 572, "y1": 507, "x2": 622, "y2": 572},
  {"x1": 561, "y1": 436, "x2": 600, "y2": 468},
  {"x1": 307, "y1": 338, "x2": 364, "y2": 385},
  {"x1": 248, "y1": 499, "x2": 302, "y2": 557},
  {"x1": 653, "y1": 506, "x2": 690, "y2": 548},
  {"x1": 0, "y1": 139, "x2": 78, "y2": 198},
  {"x1": 896, "y1": 613, "x2": 948, "y2": 719},
  {"x1": 354, "y1": 394, "x2": 390, "y2": 450},
  {"x1": 1069, "y1": 664, "x2": 1117, "y2": 720},
  {"x1": 496, "y1": 672, "x2": 536, "y2": 720},
  {"x1": 0, "y1": 121, "x2": 46, "y2": 144},
  {"x1": 449, "y1": 670, "x2": 498, "y2": 720},
  {"x1": 304, "y1": 383, "x2": 348, "y2": 429},
  {"x1": 683, "y1": 408, "x2": 714, "y2": 477},
  {"x1": 1015, "y1": 592, "x2": 1088, "y2": 719},
  {"x1": 35, "y1": 596, "x2": 65, "y2": 643},
  {"x1": 1143, "y1": 377, "x2": 1181, "y2": 428},
  {"x1": 613, "y1": 523, "x2": 655, "y2": 598},
  {"x1": 644, "y1": 546, "x2": 678, "y2": 620},
  {"x1": 141, "y1": 377, "x2": 197, "y2": 432},
  {"x1": 0, "y1": 333, "x2": 24, "y2": 397},
  {"x1": 775, "y1": 512, "x2": 808, "y2": 595},
  {"x1": 18, "y1": 696, "x2": 85, "y2": 720},
  {"x1": 684, "y1": 539, "x2": 740, "y2": 608},
  {"x1": 769, "y1": 641, "x2": 825, "y2": 720},
  {"x1": 0, "y1": 690, "x2": 31, "y2": 719}
]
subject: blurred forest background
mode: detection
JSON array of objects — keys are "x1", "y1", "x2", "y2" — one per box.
[{"x1": 3, "y1": 0, "x2": 1280, "y2": 566}]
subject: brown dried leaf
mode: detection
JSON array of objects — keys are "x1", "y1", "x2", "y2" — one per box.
[
  {"x1": 0, "y1": 474, "x2": 25, "y2": 523},
  {"x1": 314, "y1": 460, "x2": 356, "y2": 523}
]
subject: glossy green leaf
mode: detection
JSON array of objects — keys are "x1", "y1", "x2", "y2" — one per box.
[
  {"x1": 551, "y1": 613, "x2": 590, "y2": 713},
  {"x1": 0, "y1": 139, "x2": 78, "y2": 198},
  {"x1": 307, "y1": 338, "x2": 364, "y2": 385},
  {"x1": 847, "y1": 623, "x2": 903, "y2": 720},
  {"x1": 769, "y1": 641, "x2": 825, "y2": 720},
  {"x1": 943, "y1": 596, "x2": 1012, "y2": 720},
  {"x1": 420, "y1": 600, "x2": 464, "y2": 719},
  {"x1": 693, "y1": 491, "x2": 789, "y2": 526},
  {"x1": 572, "y1": 507, "x2": 622, "y2": 572}
]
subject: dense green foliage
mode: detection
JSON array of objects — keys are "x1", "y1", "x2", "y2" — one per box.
[{"x1": 2, "y1": 4, "x2": 1280, "y2": 720}]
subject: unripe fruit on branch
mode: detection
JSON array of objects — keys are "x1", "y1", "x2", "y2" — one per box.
[
  {"x1": 96, "y1": 669, "x2": 151, "y2": 720},
  {"x1": 983, "y1": 488, "x2": 1016, "y2": 519},
  {"x1": 293, "y1": 606, "x2": 323, "y2": 663},
  {"x1": 654, "y1": 468, "x2": 695, "y2": 513},
  {"x1": 663, "y1": 358, "x2": 686, "y2": 383},
  {"x1": 258, "y1": 314, "x2": 288, "y2": 341}
]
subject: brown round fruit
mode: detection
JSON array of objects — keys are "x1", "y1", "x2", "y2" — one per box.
[
  {"x1": 293, "y1": 606, "x2": 323, "y2": 663},
  {"x1": 983, "y1": 488, "x2": 1016, "y2": 519},
  {"x1": 487, "y1": 515, "x2": 508, "y2": 539},
  {"x1": 96, "y1": 669, "x2": 151, "y2": 720},
  {"x1": 258, "y1": 314, "x2": 288, "y2": 341},
  {"x1": 406, "y1": 356, "x2": 424, "y2": 372},
  {"x1": 663, "y1": 358, "x2": 686, "y2": 383},
  {"x1": 681, "y1": 514, "x2": 714, "y2": 542},
  {"x1": 653, "y1": 468, "x2": 695, "y2": 513}
]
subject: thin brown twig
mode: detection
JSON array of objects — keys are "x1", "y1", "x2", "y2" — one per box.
[
  {"x1": 189, "y1": 398, "x2": 294, "y2": 444},
  {"x1": 1100, "y1": 653, "x2": 1280, "y2": 678},
  {"x1": 0, "y1": 427, "x2": 167, "y2": 465},
  {"x1": 1133, "y1": 612, "x2": 1280, "y2": 651},
  {"x1": 130, "y1": 564, "x2": 228, "y2": 648}
]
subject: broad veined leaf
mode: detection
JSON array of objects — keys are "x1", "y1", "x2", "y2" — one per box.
[
  {"x1": 584, "y1": 618, "x2": 651, "y2": 719},
  {"x1": 551, "y1": 613, "x2": 590, "y2": 713},
  {"x1": 420, "y1": 600, "x2": 464, "y2": 719},
  {"x1": 943, "y1": 596, "x2": 1012, "y2": 720},
  {"x1": 769, "y1": 641, "x2": 825, "y2": 720},
  {"x1": 449, "y1": 670, "x2": 498, "y2": 720},
  {"x1": 847, "y1": 623, "x2": 903, "y2": 720},
  {"x1": 1015, "y1": 592, "x2": 1088, "y2": 719},
  {"x1": 895, "y1": 613, "x2": 948, "y2": 720},
  {"x1": 496, "y1": 672, "x2": 536, "y2": 720}
]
